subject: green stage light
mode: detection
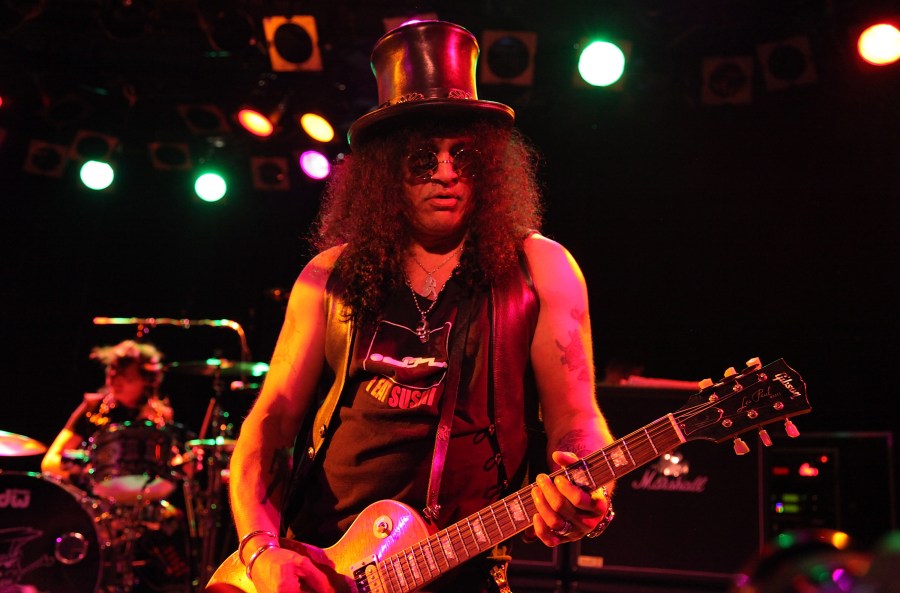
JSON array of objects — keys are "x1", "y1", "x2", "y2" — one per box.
[
  {"x1": 194, "y1": 172, "x2": 227, "y2": 202},
  {"x1": 578, "y1": 41, "x2": 626, "y2": 87},
  {"x1": 79, "y1": 160, "x2": 114, "y2": 190}
]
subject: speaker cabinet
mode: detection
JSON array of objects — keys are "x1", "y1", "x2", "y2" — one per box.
[
  {"x1": 573, "y1": 386, "x2": 763, "y2": 581},
  {"x1": 508, "y1": 536, "x2": 566, "y2": 574}
]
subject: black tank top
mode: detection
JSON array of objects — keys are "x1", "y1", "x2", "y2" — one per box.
[{"x1": 292, "y1": 276, "x2": 502, "y2": 550}]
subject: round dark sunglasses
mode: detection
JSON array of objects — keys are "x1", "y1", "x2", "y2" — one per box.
[{"x1": 406, "y1": 147, "x2": 481, "y2": 180}]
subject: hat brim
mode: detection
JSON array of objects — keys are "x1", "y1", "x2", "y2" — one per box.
[{"x1": 347, "y1": 98, "x2": 515, "y2": 149}]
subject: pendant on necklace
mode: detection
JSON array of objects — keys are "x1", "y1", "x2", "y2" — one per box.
[
  {"x1": 422, "y1": 274, "x2": 437, "y2": 299},
  {"x1": 415, "y1": 319, "x2": 430, "y2": 343}
]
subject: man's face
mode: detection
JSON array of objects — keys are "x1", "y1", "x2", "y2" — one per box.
[
  {"x1": 108, "y1": 363, "x2": 150, "y2": 407},
  {"x1": 401, "y1": 136, "x2": 477, "y2": 244}
]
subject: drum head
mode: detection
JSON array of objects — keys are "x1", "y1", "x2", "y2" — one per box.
[
  {"x1": 0, "y1": 471, "x2": 110, "y2": 593},
  {"x1": 88, "y1": 421, "x2": 179, "y2": 504}
]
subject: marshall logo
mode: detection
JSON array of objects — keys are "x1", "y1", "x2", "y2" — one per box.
[
  {"x1": 631, "y1": 452, "x2": 709, "y2": 493},
  {"x1": 0, "y1": 489, "x2": 31, "y2": 509},
  {"x1": 631, "y1": 470, "x2": 709, "y2": 492}
]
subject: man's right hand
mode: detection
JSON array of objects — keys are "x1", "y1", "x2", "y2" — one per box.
[{"x1": 249, "y1": 546, "x2": 336, "y2": 593}]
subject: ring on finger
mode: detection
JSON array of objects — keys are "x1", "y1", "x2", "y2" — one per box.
[{"x1": 550, "y1": 519, "x2": 574, "y2": 537}]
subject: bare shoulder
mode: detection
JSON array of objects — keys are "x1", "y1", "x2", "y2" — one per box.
[{"x1": 522, "y1": 232, "x2": 585, "y2": 288}]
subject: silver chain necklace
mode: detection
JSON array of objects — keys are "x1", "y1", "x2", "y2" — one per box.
[
  {"x1": 403, "y1": 268, "x2": 456, "y2": 343},
  {"x1": 411, "y1": 246, "x2": 461, "y2": 299}
]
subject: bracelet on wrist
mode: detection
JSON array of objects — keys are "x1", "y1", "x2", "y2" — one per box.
[
  {"x1": 238, "y1": 530, "x2": 278, "y2": 565},
  {"x1": 246, "y1": 543, "x2": 279, "y2": 580},
  {"x1": 585, "y1": 486, "x2": 615, "y2": 539}
]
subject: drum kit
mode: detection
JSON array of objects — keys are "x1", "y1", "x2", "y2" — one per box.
[{"x1": 0, "y1": 358, "x2": 267, "y2": 593}]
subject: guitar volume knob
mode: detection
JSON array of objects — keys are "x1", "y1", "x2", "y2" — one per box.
[{"x1": 373, "y1": 515, "x2": 393, "y2": 539}]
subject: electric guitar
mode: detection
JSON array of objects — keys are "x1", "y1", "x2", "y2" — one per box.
[{"x1": 206, "y1": 357, "x2": 809, "y2": 593}]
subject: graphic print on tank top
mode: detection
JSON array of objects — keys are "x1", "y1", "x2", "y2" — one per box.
[{"x1": 361, "y1": 319, "x2": 452, "y2": 410}]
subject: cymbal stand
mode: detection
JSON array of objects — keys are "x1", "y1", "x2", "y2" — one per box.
[{"x1": 185, "y1": 367, "x2": 234, "y2": 586}]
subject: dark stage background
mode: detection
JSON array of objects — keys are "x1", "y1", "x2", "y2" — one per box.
[{"x1": 1, "y1": 0, "x2": 897, "y2": 549}]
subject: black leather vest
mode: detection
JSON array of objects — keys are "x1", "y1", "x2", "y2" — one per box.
[{"x1": 282, "y1": 250, "x2": 541, "y2": 531}]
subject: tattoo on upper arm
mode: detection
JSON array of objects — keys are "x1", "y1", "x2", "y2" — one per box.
[
  {"x1": 555, "y1": 309, "x2": 591, "y2": 382},
  {"x1": 262, "y1": 447, "x2": 292, "y2": 504}
]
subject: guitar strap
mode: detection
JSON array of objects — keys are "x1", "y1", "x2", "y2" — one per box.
[{"x1": 423, "y1": 289, "x2": 476, "y2": 521}]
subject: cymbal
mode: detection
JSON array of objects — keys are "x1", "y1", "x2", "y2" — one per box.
[
  {"x1": 168, "y1": 359, "x2": 269, "y2": 378},
  {"x1": 0, "y1": 430, "x2": 47, "y2": 456},
  {"x1": 186, "y1": 437, "x2": 237, "y2": 451}
]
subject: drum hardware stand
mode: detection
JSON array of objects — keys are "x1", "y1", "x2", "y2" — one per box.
[
  {"x1": 186, "y1": 365, "x2": 235, "y2": 587},
  {"x1": 106, "y1": 476, "x2": 163, "y2": 593}
]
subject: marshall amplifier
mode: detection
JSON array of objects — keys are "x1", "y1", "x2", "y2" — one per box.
[
  {"x1": 572, "y1": 385, "x2": 764, "y2": 581},
  {"x1": 508, "y1": 534, "x2": 567, "y2": 574}
]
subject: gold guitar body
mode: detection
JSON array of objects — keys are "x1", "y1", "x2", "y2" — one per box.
[{"x1": 206, "y1": 499, "x2": 434, "y2": 593}]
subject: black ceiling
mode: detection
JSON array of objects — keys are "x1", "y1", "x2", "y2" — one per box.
[{"x1": 2, "y1": 1, "x2": 899, "y2": 456}]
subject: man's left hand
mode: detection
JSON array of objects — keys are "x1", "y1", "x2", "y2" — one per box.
[{"x1": 528, "y1": 451, "x2": 613, "y2": 546}]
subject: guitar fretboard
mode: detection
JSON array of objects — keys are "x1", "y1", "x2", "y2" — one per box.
[{"x1": 372, "y1": 414, "x2": 686, "y2": 593}]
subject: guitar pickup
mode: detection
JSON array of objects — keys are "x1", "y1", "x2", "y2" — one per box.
[{"x1": 351, "y1": 555, "x2": 381, "y2": 593}]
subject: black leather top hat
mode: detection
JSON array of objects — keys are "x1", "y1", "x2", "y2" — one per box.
[{"x1": 347, "y1": 20, "x2": 515, "y2": 148}]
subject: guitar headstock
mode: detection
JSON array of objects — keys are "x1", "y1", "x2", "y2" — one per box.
[{"x1": 674, "y1": 358, "x2": 810, "y2": 453}]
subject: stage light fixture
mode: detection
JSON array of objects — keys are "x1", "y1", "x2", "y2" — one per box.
[
  {"x1": 298, "y1": 150, "x2": 330, "y2": 180},
  {"x1": 177, "y1": 104, "x2": 231, "y2": 135},
  {"x1": 194, "y1": 171, "x2": 228, "y2": 202},
  {"x1": 23, "y1": 139, "x2": 68, "y2": 177},
  {"x1": 148, "y1": 142, "x2": 192, "y2": 171},
  {"x1": 236, "y1": 106, "x2": 279, "y2": 137},
  {"x1": 701, "y1": 56, "x2": 754, "y2": 105},
  {"x1": 479, "y1": 30, "x2": 537, "y2": 86},
  {"x1": 756, "y1": 36, "x2": 818, "y2": 91},
  {"x1": 251, "y1": 156, "x2": 290, "y2": 191},
  {"x1": 70, "y1": 130, "x2": 118, "y2": 162},
  {"x1": 198, "y1": 5, "x2": 257, "y2": 53},
  {"x1": 43, "y1": 92, "x2": 92, "y2": 127},
  {"x1": 857, "y1": 22, "x2": 900, "y2": 66},
  {"x1": 262, "y1": 16, "x2": 322, "y2": 72},
  {"x1": 299, "y1": 112, "x2": 334, "y2": 143},
  {"x1": 573, "y1": 38, "x2": 632, "y2": 91},
  {"x1": 79, "y1": 160, "x2": 115, "y2": 191}
]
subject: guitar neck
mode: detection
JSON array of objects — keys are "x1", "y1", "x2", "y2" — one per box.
[{"x1": 374, "y1": 414, "x2": 685, "y2": 591}]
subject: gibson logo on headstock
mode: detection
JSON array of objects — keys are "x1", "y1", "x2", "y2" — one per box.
[{"x1": 773, "y1": 372, "x2": 803, "y2": 398}]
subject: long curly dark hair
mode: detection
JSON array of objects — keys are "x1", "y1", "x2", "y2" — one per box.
[{"x1": 312, "y1": 117, "x2": 543, "y2": 326}]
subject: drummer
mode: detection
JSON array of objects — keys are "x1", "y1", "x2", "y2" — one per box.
[{"x1": 41, "y1": 339, "x2": 174, "y2": 482}]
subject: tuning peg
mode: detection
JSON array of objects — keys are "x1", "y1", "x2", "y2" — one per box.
[
  {"x1": 758, "y1": 429, "x2": 773, "y2": 447},
  {"x1": 723, "y1": 367, "x2": 737, "y2": 378},
  {"x1": 698, "y1": 378, "x2": 714, "y2": 390},
  {"x1": 744, "y1": 357, "x2": 762, "y2": 371},
  {"x1": 733, "y1": 438, "x2": 750, "y2": 455},
  {"x1": 784, "y1": 419, "x2": 800, "y2": 438}
]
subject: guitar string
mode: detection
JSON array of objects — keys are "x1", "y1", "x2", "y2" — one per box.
[
  {"x1": 379, "y1": 375, "x2": 802, "y2": 588},
  {"x1": 379, "y1": 419, "x2": 683, "y2": 591},
  {"x1": 379, "y1": 417, "x2": 687, "y2": 577},
  {"x1": 377, "y1": 403, "x2": 779, "y2": 590}
]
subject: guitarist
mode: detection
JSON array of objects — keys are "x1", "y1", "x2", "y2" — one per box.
[{"x1": 228, "y1": 20, "x2": 616, "y2": 593}]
